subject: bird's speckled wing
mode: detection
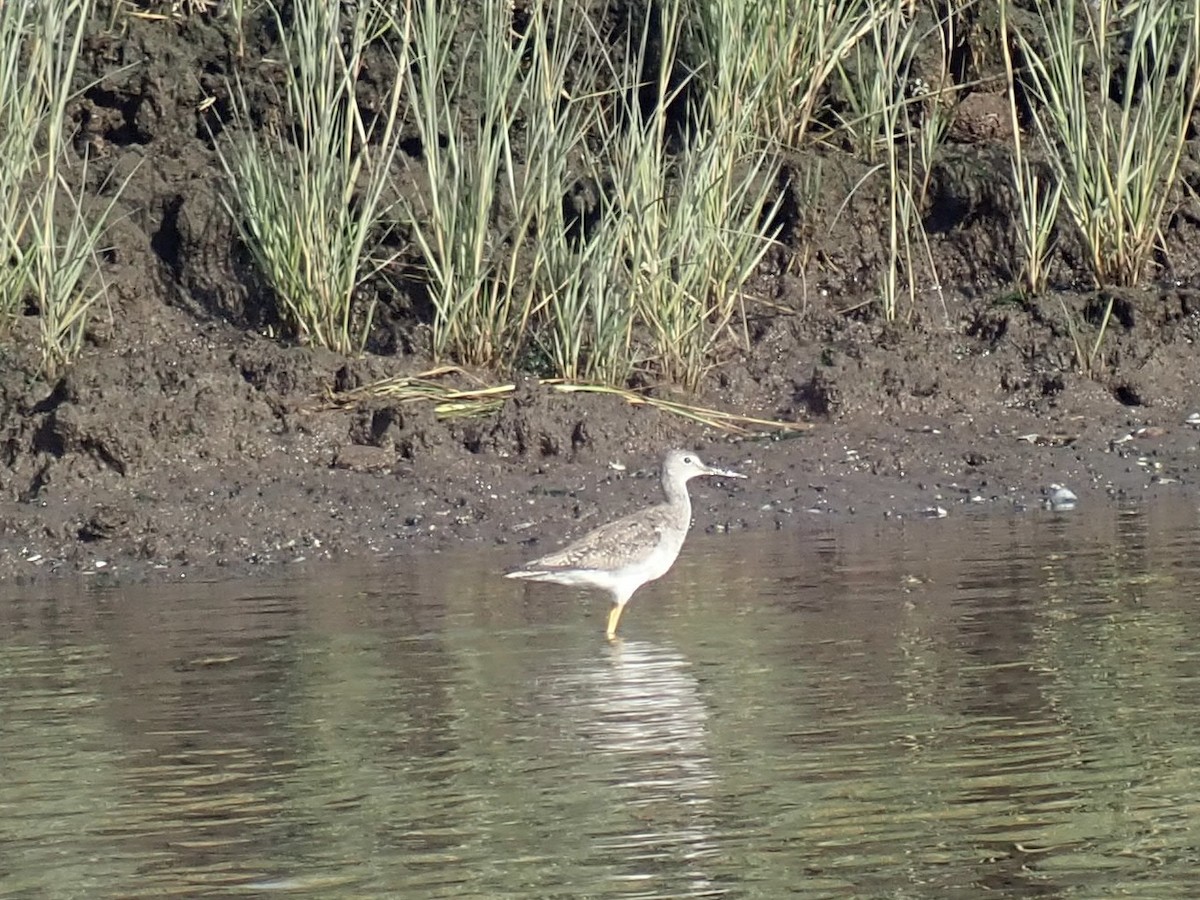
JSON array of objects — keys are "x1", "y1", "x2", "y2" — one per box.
[{"x1": 520, "y1": 503, "x2": 675, "y2": 572}]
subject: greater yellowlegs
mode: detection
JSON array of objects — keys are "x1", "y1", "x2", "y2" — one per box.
[{"x1": 505, "y1": 448, "x2": 746, "y2": 638}]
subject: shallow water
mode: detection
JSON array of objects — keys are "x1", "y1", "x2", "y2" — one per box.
[{"x1": 3, "y1": 498, "x2": 1200, "y2": 898}]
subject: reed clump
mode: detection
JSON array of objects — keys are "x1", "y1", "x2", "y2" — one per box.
[
  {"x1": 0, "y1": 0, "x2": 132, "y2": 377},
  {"x1": 210, "y1": 0, "x2": 969, "y2": 381},
  {"x1": 395, "y1": 0, "x2": 785, "y2": 390},
  {"x1": 1005, "y1": 0, "x2": 1200, "y2": 290},
  {"x1": 216, "y1": 0, "x2": 411, "y2": 354}
]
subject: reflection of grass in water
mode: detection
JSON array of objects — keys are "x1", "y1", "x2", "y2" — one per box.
[
  {"x1": 0, "y1": 641, "x2": 140, "y2": 890},
  {"x1": 1001, "y1": 533, "x2": 1199, "y2": 860},
  {"x1": 673, "y1": 515, "x2": 1200, "y2": 886},
  {"x1": 5, "y1": 519, "x2": 1200, "y2": 894}
]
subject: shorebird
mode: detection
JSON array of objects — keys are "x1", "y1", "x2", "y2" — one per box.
[{"x1": 505, "y1": 448, "x2": 746, "y2": 638}]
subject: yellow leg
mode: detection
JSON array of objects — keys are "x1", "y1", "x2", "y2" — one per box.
[{"x1": 606, "y1": 602, "x2": 627, "y2": 640}]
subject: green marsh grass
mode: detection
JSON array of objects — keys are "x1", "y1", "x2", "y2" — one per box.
[
  {"x1": 402, "y1": 0, "x2": 599, "y2": 371},
  {"x1": 225, "y1": 0, "x2": 250, "y2": 58},
  {"x1": 1058, "y1": 295, "x2": 1112, "y2": 378},
  {"x1": 999, "y1": 0, "x2": 1061, "y2": 296},
  {"x1": 1010, "y1": 0, "x2": 1200, "y2": 288},
  {"x1": 216, "y1": 0, "x2": 410, "y2": 354},
  {"x1": 402, "y1": 0, "x2": 781, "y2": 389},
  {"x1": 0, "y1": 0, "x2": 130, "y2": 376},
  {"x1": 0, "y1": 0, "x2": 39, "y2": 335},
  {"x1": 686, "y1": 0, "x2": 881, "y2": 148},
  {"x1": 612, "y1": 117, "x2": 783, "y2": 387},
  {"x1": 683, "y1": 0, "x2": 889, "y2": 327},
  {"x1": 404, "y1": 0, "x2": 521, "y2": 366},
  {"x1": 834, "y1": 1, "x2": 919, "y2": 164},
  {"x1": 570, "y1": 0, "x2": 783, "y2": 388},
  {"x1": 834, "y1": 1, "x2": 943, "y2": 322}
]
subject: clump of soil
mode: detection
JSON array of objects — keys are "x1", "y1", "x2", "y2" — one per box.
[{"x1": 2, "y1": 3, "x2": 1200, "y2": 583}]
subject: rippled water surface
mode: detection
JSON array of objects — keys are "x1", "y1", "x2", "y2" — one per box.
[{"x1": 3, "y1": 499, "x2": 1200, "y2": 897}]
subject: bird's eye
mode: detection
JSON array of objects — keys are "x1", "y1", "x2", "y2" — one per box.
[{"x1": 683, "y1": 456, "x2": 693, "y2": 464}]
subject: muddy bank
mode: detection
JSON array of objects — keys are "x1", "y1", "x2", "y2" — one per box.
[
  {"x1": 2, "y1": 4, "x2": 1200, "y2": 584},
  {"x1": 1, "y1": 300, "x2": 1198, "y2": 585}
]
